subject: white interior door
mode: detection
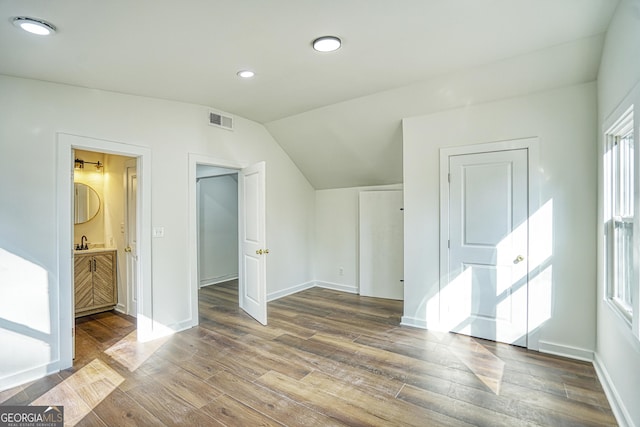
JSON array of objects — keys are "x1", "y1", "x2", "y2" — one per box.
[
  {"x1": 359, "y1": 190, "x2": 404, "y2": 300},
  {"x1": 125, "y1": 160, "x2": 138, "y2": 317},
  {"x1": 444, "y1": 149, "x2": 528, "y2": 346},
  {"x1": 238, "y1": 162, "x2": 267, "y2": 325}
]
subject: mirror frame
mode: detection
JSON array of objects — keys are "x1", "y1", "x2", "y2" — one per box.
[{"x1": 74, "y1": 182, "x2": 100, "y2": 224}]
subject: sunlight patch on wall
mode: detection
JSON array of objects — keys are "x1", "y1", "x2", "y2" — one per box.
[
  {"x1": 529, "y1": 265, "x2": 553, "y2": 331},
  {"x1": 0, "y1": 248, "x2": 53, "y2": 381},
  {"x1": 0, "y1": 248, "x2": 51, "y2": 334},
  {"x1": 527, "y1": 199, "x2": 554, "y2": 331}
]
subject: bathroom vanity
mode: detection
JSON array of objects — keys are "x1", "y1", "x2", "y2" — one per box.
[{"x1": 74, "y1": 248, "x2": 117, "y2": 317}]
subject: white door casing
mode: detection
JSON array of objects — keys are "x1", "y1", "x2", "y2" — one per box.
[
  {"x1": 125, "y1": 160, "x2": 138, "y2": 317},
  {"x1": 359, "y1": 190, "x2": 404, "y2": 300},
  {"x1": 444, "y1": 149, "x2": 528, "y2": 346},
  {"x1": 238, "y1": 162, "x2": 267, "y2": 325}
]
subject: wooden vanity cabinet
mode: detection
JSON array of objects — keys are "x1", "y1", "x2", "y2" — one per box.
[{"x1": 74, "y1": 250, "x2": 117, "y2": 317}]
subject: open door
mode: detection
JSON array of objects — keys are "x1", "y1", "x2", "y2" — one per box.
[
  {"x1": 125, "y1": 159, "x2": 138, "y2": 317},
  {"x1": 238, "y1": 162, "x2": 267, "y2": 325}
]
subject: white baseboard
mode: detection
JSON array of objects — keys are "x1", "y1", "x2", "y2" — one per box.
[
  {"x1": 314, "y1": 281, "x2": 358, "y2": 294},
  {"x1": 0, "y1": 360, "x2": 60, "y2": 393},
  {"x1": 400, "y1": 316, "x2": 428, "y2": 329},
  {"x1": 199, "y1": 274, "x2": 238, "y2": 288},
  {"x1": 538, "y1": 340, "x2": 594, "y2": 362},
  {"x1": 115, "y1": 303, "x2": 127, "y2": 314},
  {"x1": 267, "y1": 281, "x2": 316, "y2": 302},
  {"x1": 593, "y1": 353, "x2": 635, "y2": 427}
]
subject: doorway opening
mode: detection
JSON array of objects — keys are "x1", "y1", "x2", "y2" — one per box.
[
  {"x1": 57, "y1": 133, "x2": 152, "y2": 370},
  {"x1": 188, "y1": 154, "x2": 267, "y2": 327},
  {"x1": 72, "y1": 149, "x2": 138, "y2": 360},
  {"x1": 196, "y1": 165, "x2": 240, "y2": 322}
]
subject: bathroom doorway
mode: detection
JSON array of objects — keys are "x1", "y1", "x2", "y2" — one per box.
[
  {"x1": 58, "y1": 133, "x2": 152, "y2": 369},
  {"x1": 72, "y1": 149, "x2": 138, "y2": 359}
]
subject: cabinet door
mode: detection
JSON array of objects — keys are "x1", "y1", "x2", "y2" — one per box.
[
  {"x1": 74, "y1": 255, "x2": 93, "y2": 311},
  {"x1": 93, "y1": 252, "x2": 116, "y2": 306}
]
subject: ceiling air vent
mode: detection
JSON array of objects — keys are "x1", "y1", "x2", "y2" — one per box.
[{"x1": 209, "y1": 111, "x2": 234, "y2": 131}]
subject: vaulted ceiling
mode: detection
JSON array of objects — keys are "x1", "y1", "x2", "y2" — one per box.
[{"x1": 0, "y1": 0, "x2": 618, "y2": 189}]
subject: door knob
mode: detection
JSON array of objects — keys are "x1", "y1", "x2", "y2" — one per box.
[
  {"x1": 514, "y1": 255, "x2": 524, "y2": 264},
  {"x1": 256, "y1": 249, "x2": 270, "y2": 255},
  {"x1": 124, "y1": 246, "x2": 132, "y2": 253},
  {"x1": 256, "y1": 249, "x2": 263, "y2": 255}
]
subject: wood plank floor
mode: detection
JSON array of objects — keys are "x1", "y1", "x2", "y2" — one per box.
[{"x1": 1, "y1": 280, "x2": 617, "y2": 426}]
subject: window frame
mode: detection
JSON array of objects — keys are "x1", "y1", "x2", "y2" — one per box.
[{"x1": 604, "y1": 104, "x2": 639, "y2": 336}]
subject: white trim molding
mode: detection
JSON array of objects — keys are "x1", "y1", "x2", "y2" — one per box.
[
  {"x1": 200, "y1": 275, "x2": 239, "y2": 288},
  {"x1": 538, "y1": 340, "x2": 594, "y2": 362},
  {"x1": 314, "y1": 281, "x2": 358, "y2": 295},
  {"x1": 267, "y1": 281, "x2": 316, "y2": 302},
  {"x1": 594, "y1": 353, "x2": 636, "y2": 427},
  {"x1": 400, "y1": 316, "x2": 428, "y2": 329}
]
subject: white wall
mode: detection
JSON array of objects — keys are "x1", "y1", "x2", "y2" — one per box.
[
  {"x1": 198, "y1": 175, "x2": 239, "y2": 286},
  {"x1": 0, "y1": 75, "x2": 315, "y2": 391},
  {"x1": 315, "y1": 184, "x2": 402, "y2": 293},
  {"x1": 403, "y1": 83, "x2": 597, "y2": 356},
  {"x1": 596, "y1": 1, "x2": 640, "y2": 426}
]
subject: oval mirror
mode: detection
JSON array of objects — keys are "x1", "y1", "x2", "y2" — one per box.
[{"x1": 74, "y1": 183, "x2": 100, "y2": 224}]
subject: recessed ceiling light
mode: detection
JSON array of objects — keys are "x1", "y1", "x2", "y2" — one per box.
[
  {"x1": 237, "y1": 70, "x2": 255, "y2": 78},
  {"x1": 12, "y1": 17, "x2": 57, "y2": 36},
  {"x1": 313, "y1": 36, "x2": 341, "y2": 52}
]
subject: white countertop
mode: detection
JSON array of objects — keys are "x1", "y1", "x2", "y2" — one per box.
[{"x1": 74, "y1": 247, "x2": 116, "y2": 254}]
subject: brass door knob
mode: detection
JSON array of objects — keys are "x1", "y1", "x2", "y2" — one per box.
[
  {"x1": 514, "y1": 255, "x2": 524, "y2": 264},
  {"x1": 256, "y1": 249, "x2": 263, "y2": 255},
  {"x1": 124, "y1": 246, "x2": 132, "y2": 253}
]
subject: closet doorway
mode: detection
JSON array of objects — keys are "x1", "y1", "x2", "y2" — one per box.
[
  {"x1": 196, "y1": 165, "x2": 239, "y2": 290},
  {"x1": 188, "y1": 155, "x2": 268, "y2": 326}
]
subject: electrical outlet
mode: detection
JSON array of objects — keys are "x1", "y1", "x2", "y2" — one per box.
[{"x1": 153, "y1": 227, "x2": 165, "y2": 238}]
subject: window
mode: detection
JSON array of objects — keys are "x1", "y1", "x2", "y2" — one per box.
[{"x1": 604, "y1": 106, "x2": 635, "y2": 322}]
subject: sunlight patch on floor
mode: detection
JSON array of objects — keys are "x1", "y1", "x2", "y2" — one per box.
[
  {"x1": 448, "y1": 336, "x2": 505, "y2": 395},
  {"x1": 104, "y1": 330, "x2": 170, "y2": 372},
  {"x1": 30, "y1": 359, "x2": 124, "y2": 426}
]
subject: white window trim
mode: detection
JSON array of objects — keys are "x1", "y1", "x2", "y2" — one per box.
[{"x1": 603, "y1": 102, "x2": 640, "y2": 340}]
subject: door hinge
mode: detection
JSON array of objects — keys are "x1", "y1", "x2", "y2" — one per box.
[
  {"x1": 448, "y1": 173, "x2": 450, "y2": 183},
  {"x1": 448, "y1": 239, "x2": 450, "y2": 249}
]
